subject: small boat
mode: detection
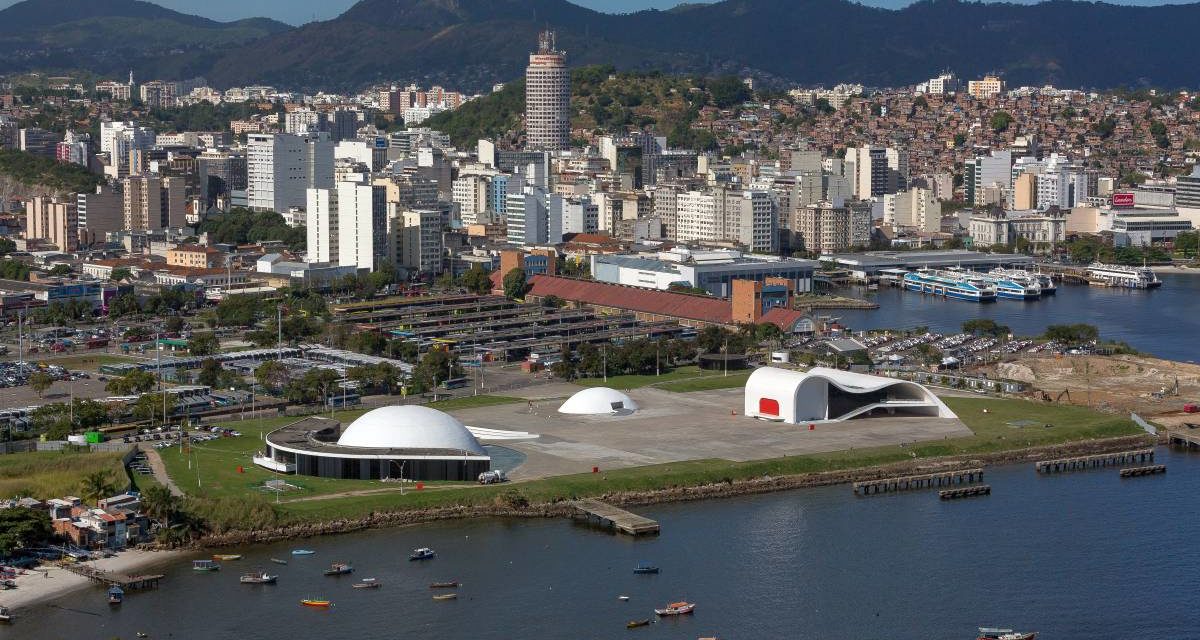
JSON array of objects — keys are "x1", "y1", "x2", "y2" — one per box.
[
  {"x1": 240, "y1": 570, "x2": 278, "y2": 584},
  {"x1": 352, "y1": 578, "x2": 381, "y2": 589},
  {"x1": 429, "y1": 581, "x2": 459, "y2": 589},
  {"x1": 432, "y1": 593, "x2": 458, "y2": 601},
  {"x1": 409, "y1": 547, "x2": 436, "y2": 561},
  {"x1": 292, "y1": 549, "x2": 315, "y2": 556},
  {"x1": 633, "y1": 563, "x2": 660, "y2": 574},
  {"x1": 978, "y1": 628, "x2": 1037, "y2": 640},
  {"x1": 136, "y1": 633, "x2": 149, "y2": 638},
  {"x1": 212, "y1": 554, "x2": 242, "y2": 561},
  {"x1": 270, "y1": 558, "x2": 288, "y2": 565},
  {"x1": 107, "y1": 585, "x2": 124, "y2": 605},
  {"x1": 654, "y1": 601, "x2": 696, "y2": 616},
  {"x1": 323, "y1": 562, "x2": 353, "y2": 576},
  {"x1": 0, "y1": 606, "x2": 11, "y2": 623},
  {"x1": 300, "y1": 599, "x2": 331, "y2": 608},
  {"x1": 192, "y1": 559, "x2": 220, "y2": 572},
  {"x1": 627, "y1": 619, "x2": 651, "y2": 629},
  {"x1": 618, "y1": 595, "x2": 630, "y2": 601}
]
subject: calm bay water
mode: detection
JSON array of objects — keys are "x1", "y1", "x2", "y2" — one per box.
[
  {"x1": 836, "y1": 273, "x2": 1200, "y2": 361},
  {"x1": 13, "y1": 448, "x2": 1200, "y2": 640}
]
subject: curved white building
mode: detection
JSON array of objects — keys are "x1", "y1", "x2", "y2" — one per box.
[
  {"x1": 256, "y1": 406, "x2": 490, "y2": 481},
  {"x1": 558, "y1": 387, "x2": 639, "y2": 415},
  {"x1": 743, "y1": 366, "x2": 956, "y2": 423}
]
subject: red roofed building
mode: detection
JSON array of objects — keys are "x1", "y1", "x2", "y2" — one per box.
[{"x1": 525, "y1": 274, "x2": 733, "y2": 328}]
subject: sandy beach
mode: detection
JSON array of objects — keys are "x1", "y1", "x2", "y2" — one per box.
[
  {"x1": 1153, "y1": 265, "x2": 1200, "y2": 274},
  {"x1": 1, "y1": 548, "x2": 185, "y2": 613}
]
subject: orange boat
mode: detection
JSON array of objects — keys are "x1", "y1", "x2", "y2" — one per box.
[
  {"x1": 300, "y1": 599, "x2": 331, "y2": 608},
  {"x1": 654, "y1": 601, "x2": 695, "y2": 616}
]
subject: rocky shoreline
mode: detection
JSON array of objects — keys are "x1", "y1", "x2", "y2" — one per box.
[{"x1": 191, "y1": 434, "x2": 1156, "y2": 548}]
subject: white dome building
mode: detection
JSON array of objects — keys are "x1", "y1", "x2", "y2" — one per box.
[
  {"x1": 558, "y1": 387, "x2": 639, "y2": 415},
  {"x1": 257, "y1": 406, "x2": 490, "y2": 481},
  {"x1": 338, "y1": 406, "x2": 487, "y2": 455}
]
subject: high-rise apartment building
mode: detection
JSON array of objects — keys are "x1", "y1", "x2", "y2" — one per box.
[
  {"x1": 967, "y1": 75, "x2": 1005, "y2": 99},
  {"x1": 26, "y1": 196, "x2": 77, "y2": 251},
  {"x1": 123, "y1": 176, "x2": 185, "y2": 231},
  {"x1": 794, "y1": 202, "x2": 871, "y2": 254},
  {"x1": 100, "y1": 121, "x2": 155, "y2": 180},
  {"x1": 883, "y1": 188, "x2": 941, "y2": 232},
  {"x1": 847, "y1": 146, "x2": 890, "y2": 198},
  {"x1": 247, "y1": 132, "x2": 334, "y2": 212},
  {"x1": 395, "y1": 209, "x2": 443, "y2": 275},
  {"x1": 452, "y1": 174, "x2": 492, "y2": 225},
  {"x1": 524, "y1": 30, "x2": 570, "y2": 151},
  {"x1": 675, "y1": 188, "x2": 776, "y2": 253}
]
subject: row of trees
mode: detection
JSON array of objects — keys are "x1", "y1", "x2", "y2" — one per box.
[
  {"x1": 197, "y1": 209, "x2": 305, "y2": 252},
  {"x1": 553, "y1": 338, "x2": 695, "y2": 380}
]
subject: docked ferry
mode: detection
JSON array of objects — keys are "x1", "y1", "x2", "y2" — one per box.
[
  {"x1": 903, "y1": 269, "x2": 997, "y2": 302},
  {"x1": 974, "y1": 271, "x2": 1041, "y2": 300},
  {"x1": 989, "y1": 268, "x2": 1056, "y2": 295},
  {"x1": 1087, "y1": 263, "x2": 1162, "y2": 289}
]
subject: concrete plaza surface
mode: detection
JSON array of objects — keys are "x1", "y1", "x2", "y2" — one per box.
[{"x1": 454, "y1": 387, "x2": 972, "y2": 479}]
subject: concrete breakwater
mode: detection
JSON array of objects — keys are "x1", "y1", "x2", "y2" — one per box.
[{"x1": 190, "y1": 434, "x2": 1154, "y2": 549}]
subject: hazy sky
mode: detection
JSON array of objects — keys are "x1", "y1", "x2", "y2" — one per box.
[{"x1": 2, "y1": 0, "x2": 1194, "y2": 25}]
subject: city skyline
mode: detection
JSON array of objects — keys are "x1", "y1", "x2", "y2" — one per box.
[{"x1": 0, "y1": 0, "x2": 1193, "y2": 25}]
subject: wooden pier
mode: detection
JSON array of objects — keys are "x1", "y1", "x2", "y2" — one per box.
[
  {"x1": 61, "y1": 563, "x2": 163, "y2": 590},
  {"x1": 571, "y1": 499, "x2": 660, "y2": 536},
  {"x1": 1035, "y1": 449, "x2": 1154, "y2": 473},
  {"x1": 939, "y1": 485, "x2": 991, "y2": 500},
  {"x1": 853, "y1": 468, "x2": 983, "y2": 496},
  {"x1": 1119, "y1": 465, "x2": 1166, "y2": 478},
  {"x1": 1167, "y1": 429, "x2": 1200, "y2": 449}
]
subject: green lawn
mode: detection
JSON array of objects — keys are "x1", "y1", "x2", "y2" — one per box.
[
  {"x1": 37, "y1": 353, "x2": 138, "y2": 370},
  {"x1": 0, "y1": 449, "x2": 128, "y2": 499},
  {"x1": 268, "y1": 396, "x2": 1145, "y2": 524},
  {"x1": 574, "y1": 365, "x2": 752, "y2": 391}
]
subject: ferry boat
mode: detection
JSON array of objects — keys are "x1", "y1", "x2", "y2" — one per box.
[
  {"x1": 989, "y1": 268, "x2": 1055, "y2": 295},
  {"x1": 1087, "y1": 262, "x2": 1162, "y2": 289},
  {"x1": 192, "y1": 559, "x2": 220, "y2": 572},
  {"x1": 409, "y1": 548, "x2": 436, "y2": 561},
  {"x1": 239, "y1": 570, "x2": 278, "y2": 584},
  {"x1": 974, "y1": 272, "x2": 1041, "y2": 300},
  {"x1": 903, "y1": 269, "x2": 997, "y2": 302},
  {"x1": 323, "y1": 562, "x2": 353, "y2": 576},
  {"x1": 977, "y1": 627, "x2": 1037, "y2": 640},
  {"x1": 107, "y1": 585, "x2": 124, "y2": 605}
]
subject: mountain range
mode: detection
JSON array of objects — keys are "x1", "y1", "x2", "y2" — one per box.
[{"x1": 2, "y1": 0, "x2": 1199, "y2": 91}]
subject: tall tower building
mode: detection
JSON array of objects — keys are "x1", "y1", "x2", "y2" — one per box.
[{"x1": 524, "y1": 30, "x2": 570, "y2": 151}]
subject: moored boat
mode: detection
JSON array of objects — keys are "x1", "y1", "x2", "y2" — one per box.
[
  {"x1": 903, "y1": 269, "x2": 997, "y2": 302},
  {"x1": 353, "y1": 578, "x2": 381, "y2": 589},
  {"x1": 654, "y1": 601, "x2": 695, "y2": 616},
  {"x1": 240, "y1": 570, "x2": 278, "y2": 584},
  {"x1": 291, "y1": 549, "x2": 315, "y2": 556},
  {"x1": 192, "y1": 559, "x2": 220, "y2": 572},
  {"x1": 212, "y1": 554, "x2": 242, "y2": 561},
  {"x1": 107, "y1": 585, "x2": 124, "y2": 605},
  {"x1": 409, "y1": 547, "x2": 436, "y2": 561},
  {"x1": 432, "y1": 593, "x2": 458, "y2": 601},
  {"x1": 627, "y1": 619, "x2": 651, "y2": 628},
  {"x1": 323, "y1": 562, "x2": 353, "y2": 576},
  {"x1": 633, "y1": 563, "x2": 659, "y2": 574},
  {"x1": 429, "y1": 581, "x2": 459, "y2": 588},
  {"x1": 300, "y1": 599, "x2": 331, "y2": 608},
  {"x1": 0, "y1": 606, "x2": 11, "y2": 623},
  {"x1": 977, "y1": 627, "x2": 1037, "y2": 640},
  {"x1": 270, "y1": 558, "x2": 288, "y2": 565},
  {"x1": 1086, "y1": 262, "x2": 1161, "y2": 289}
]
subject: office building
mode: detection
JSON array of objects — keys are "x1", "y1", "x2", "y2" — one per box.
[
  {"x1": 452, "y1": 174, "x2": 492, "y2": 225},
  {"x1": 336, "y1": 181, "x2": 388, "y2": 272},
  {"x1": 247, "y1": 132, "x2": 334, "y2": 212},
  {"x1": 506, "y1": 187, "x2": 549, "y2": 245},
  {"x1": 76, "y1": 186, "x2": 123, "y2": 246},
  {"x1": 123, "y1": 176, "x2": 185, "y2": 231},
  {"x1": 883, "y1": 188, "x2": 941, "y2": 232},
  {"x1": 197, "y1": 150, "x2": 247, "y2": 209},
  {"x1": 524, "y1": 30, "x2": 570, "y2": 151},
  {"x1": 100, "y1": 121, "x2": 155, "y2": 179},
  {"x1": 965, "y1": 150, "x2": 1013, "y2": 205},
  {"x1": 306, "y1": 188, "x2": 338, "y2": 264},
  {"x1": 967, "y1": 75, "x2": 1005, "y2": 99},
  {"x1": 396, "y1": 209, "x2": 443, "y2": 275},
  {"x1": 19, "y1": 127, "x2": 57, "y2": 158}
]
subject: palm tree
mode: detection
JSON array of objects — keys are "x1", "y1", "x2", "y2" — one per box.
[
  {"x1": 140, "y1": 484, "x2": 178, "y2": 529},
  {"x1": 79, "y1": 470, "x2": 117, "y2": 505}
]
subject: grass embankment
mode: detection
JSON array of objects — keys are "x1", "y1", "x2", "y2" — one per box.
[
  {"x1": 157, "y1": 396, "x2": 524, "y2": 503},
  {"x1": 574, "y1": 365, "x2": 751, "y2": 392},
  {"x1": 170, "y1": 394, "x2": 1141, "y2": 527},
  {"x1": 0, "y1": 450, "x2": 127, "y2": 499}
]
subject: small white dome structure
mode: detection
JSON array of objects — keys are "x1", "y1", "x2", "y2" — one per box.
[
  {"x1": 558, "y1": 387, "x2": 639, "y2": 415},
  {"x1": 337, "y1": 405, "x2": 486, "y2": 454}
]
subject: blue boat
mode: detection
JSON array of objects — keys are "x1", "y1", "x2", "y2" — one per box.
[
  {"x1": 633, "y1": 564, "x2": 660, "y2": 574},
  {"x1": 107, "y1": 585, "x2": 124, "y2": 605},
  {"x1": 292, "y1": 549, "x2": 316, "y2": 556},
  {"x1": 902, "y1": 269, "x2": 997, "y2": 302},
  {"x1": 974, "y1": 270, "x2": 1041, "y2": 300}
]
